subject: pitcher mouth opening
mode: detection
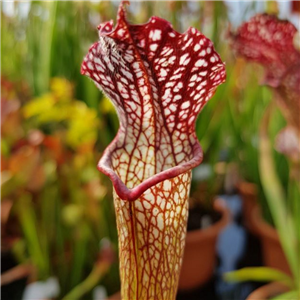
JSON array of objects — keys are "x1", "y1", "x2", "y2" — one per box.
[{"x1": 98, "y1": 137, "x2": 203, "y2": 202}]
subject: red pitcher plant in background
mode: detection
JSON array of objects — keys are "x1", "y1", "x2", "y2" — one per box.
[
  {"x1": 226, "y1": 14, "x2": 300, "y2": 299},
  {"x1": 231, "y1": 13, "x2": 300, "y2": 165},
  {"x1": 81, "y1": 2, "x2": 225, "y2": 299}
]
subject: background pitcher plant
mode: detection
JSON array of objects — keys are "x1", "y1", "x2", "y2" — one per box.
[{"x1": 81, "y1": 2, "x2": 226, "y2": 299}]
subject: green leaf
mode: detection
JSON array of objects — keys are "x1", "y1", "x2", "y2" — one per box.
[
  {"x1": 271, "y1": 290, "x2": 298, "y2": 300},
  {"x1": 1, "y1": 171, "x2": 22, "y2": 198},
  {"x1": 224, "y1": 267, "x2": 294, "y2": 289},
  {"x1": 16, "y1": 193, "x2": 49, "y2": 279}
]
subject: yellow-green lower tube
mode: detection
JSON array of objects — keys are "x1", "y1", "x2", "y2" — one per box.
[{"x1": 114, "y1": 172, "x2": 191, "y2": 300}]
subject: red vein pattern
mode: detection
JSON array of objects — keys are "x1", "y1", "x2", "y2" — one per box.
[
  {"x1": 114, "y1": 173, "x2": 191, "y2": 300},
  {"x1": 231, "y1": 14, "x2": 300, "y2": 161},
  {"x1": 81, "y1": 2, "x2": 225, "y2": 299}
]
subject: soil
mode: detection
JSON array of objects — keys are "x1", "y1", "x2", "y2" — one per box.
[{"x1": 176, "y1": 276, "x2": 217, "y2": 300}]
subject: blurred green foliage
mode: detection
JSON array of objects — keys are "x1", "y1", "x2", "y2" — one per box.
[
  {"x1": 1, "y1": 76, "x2": 120, "y2": 298},
  {"x1": 1, "y1": 1, "x2": 295, "y2": 299}
]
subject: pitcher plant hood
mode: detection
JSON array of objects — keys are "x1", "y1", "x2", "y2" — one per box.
[
  {"x1": 81, "y1": 1, "x2": 226, "y2": 201},
  {"x1": 231, "y1": 13, "x2": 300, "y2": 161}
]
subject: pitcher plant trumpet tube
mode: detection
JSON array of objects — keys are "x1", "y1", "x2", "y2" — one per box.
[{"x1": 81, "y1": 2, "x2": 226, "y2": 299}]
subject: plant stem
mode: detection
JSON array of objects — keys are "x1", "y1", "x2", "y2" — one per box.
[
  {"x1": 62, "y1": 260, "x2": 111, "y2": 300},
  {"x1": 259, "y1": 104, "x2": 298, "y2": 282},
  {"x1": 287, "y1": 165, "x2": 300, "y2": 293}
]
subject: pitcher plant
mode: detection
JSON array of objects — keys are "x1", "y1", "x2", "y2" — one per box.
[
  {"x1": 81, "y1": 2, "x2": 226, "y2": 299},
  {"x1": 226, "y1": 13, "x2": 300, "y2": 300}
]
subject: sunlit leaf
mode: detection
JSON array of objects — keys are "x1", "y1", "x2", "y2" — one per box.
[
  {"x1": 224, "y1": 267, "x2": 294, "y2": 289},
  {"x1": 272, "y1": 290, "x2": 298, "y2": 300}
]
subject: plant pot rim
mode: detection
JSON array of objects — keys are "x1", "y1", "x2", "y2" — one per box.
[
  {"x1": 237, "y1": 181, "x2": 257, "y2": 196},
  {"x1": 185, "y1": 198, "x2": 231, "y2": 243},
  {"x1": 251, "y1": 204, "x2": 279, "y2": 242},
  {"x1": 246, "y1": 282, "x2": 289, "y2": 300},
  {"x1": 107, "y1": 291, "x2": 121, "y2": 300}
]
